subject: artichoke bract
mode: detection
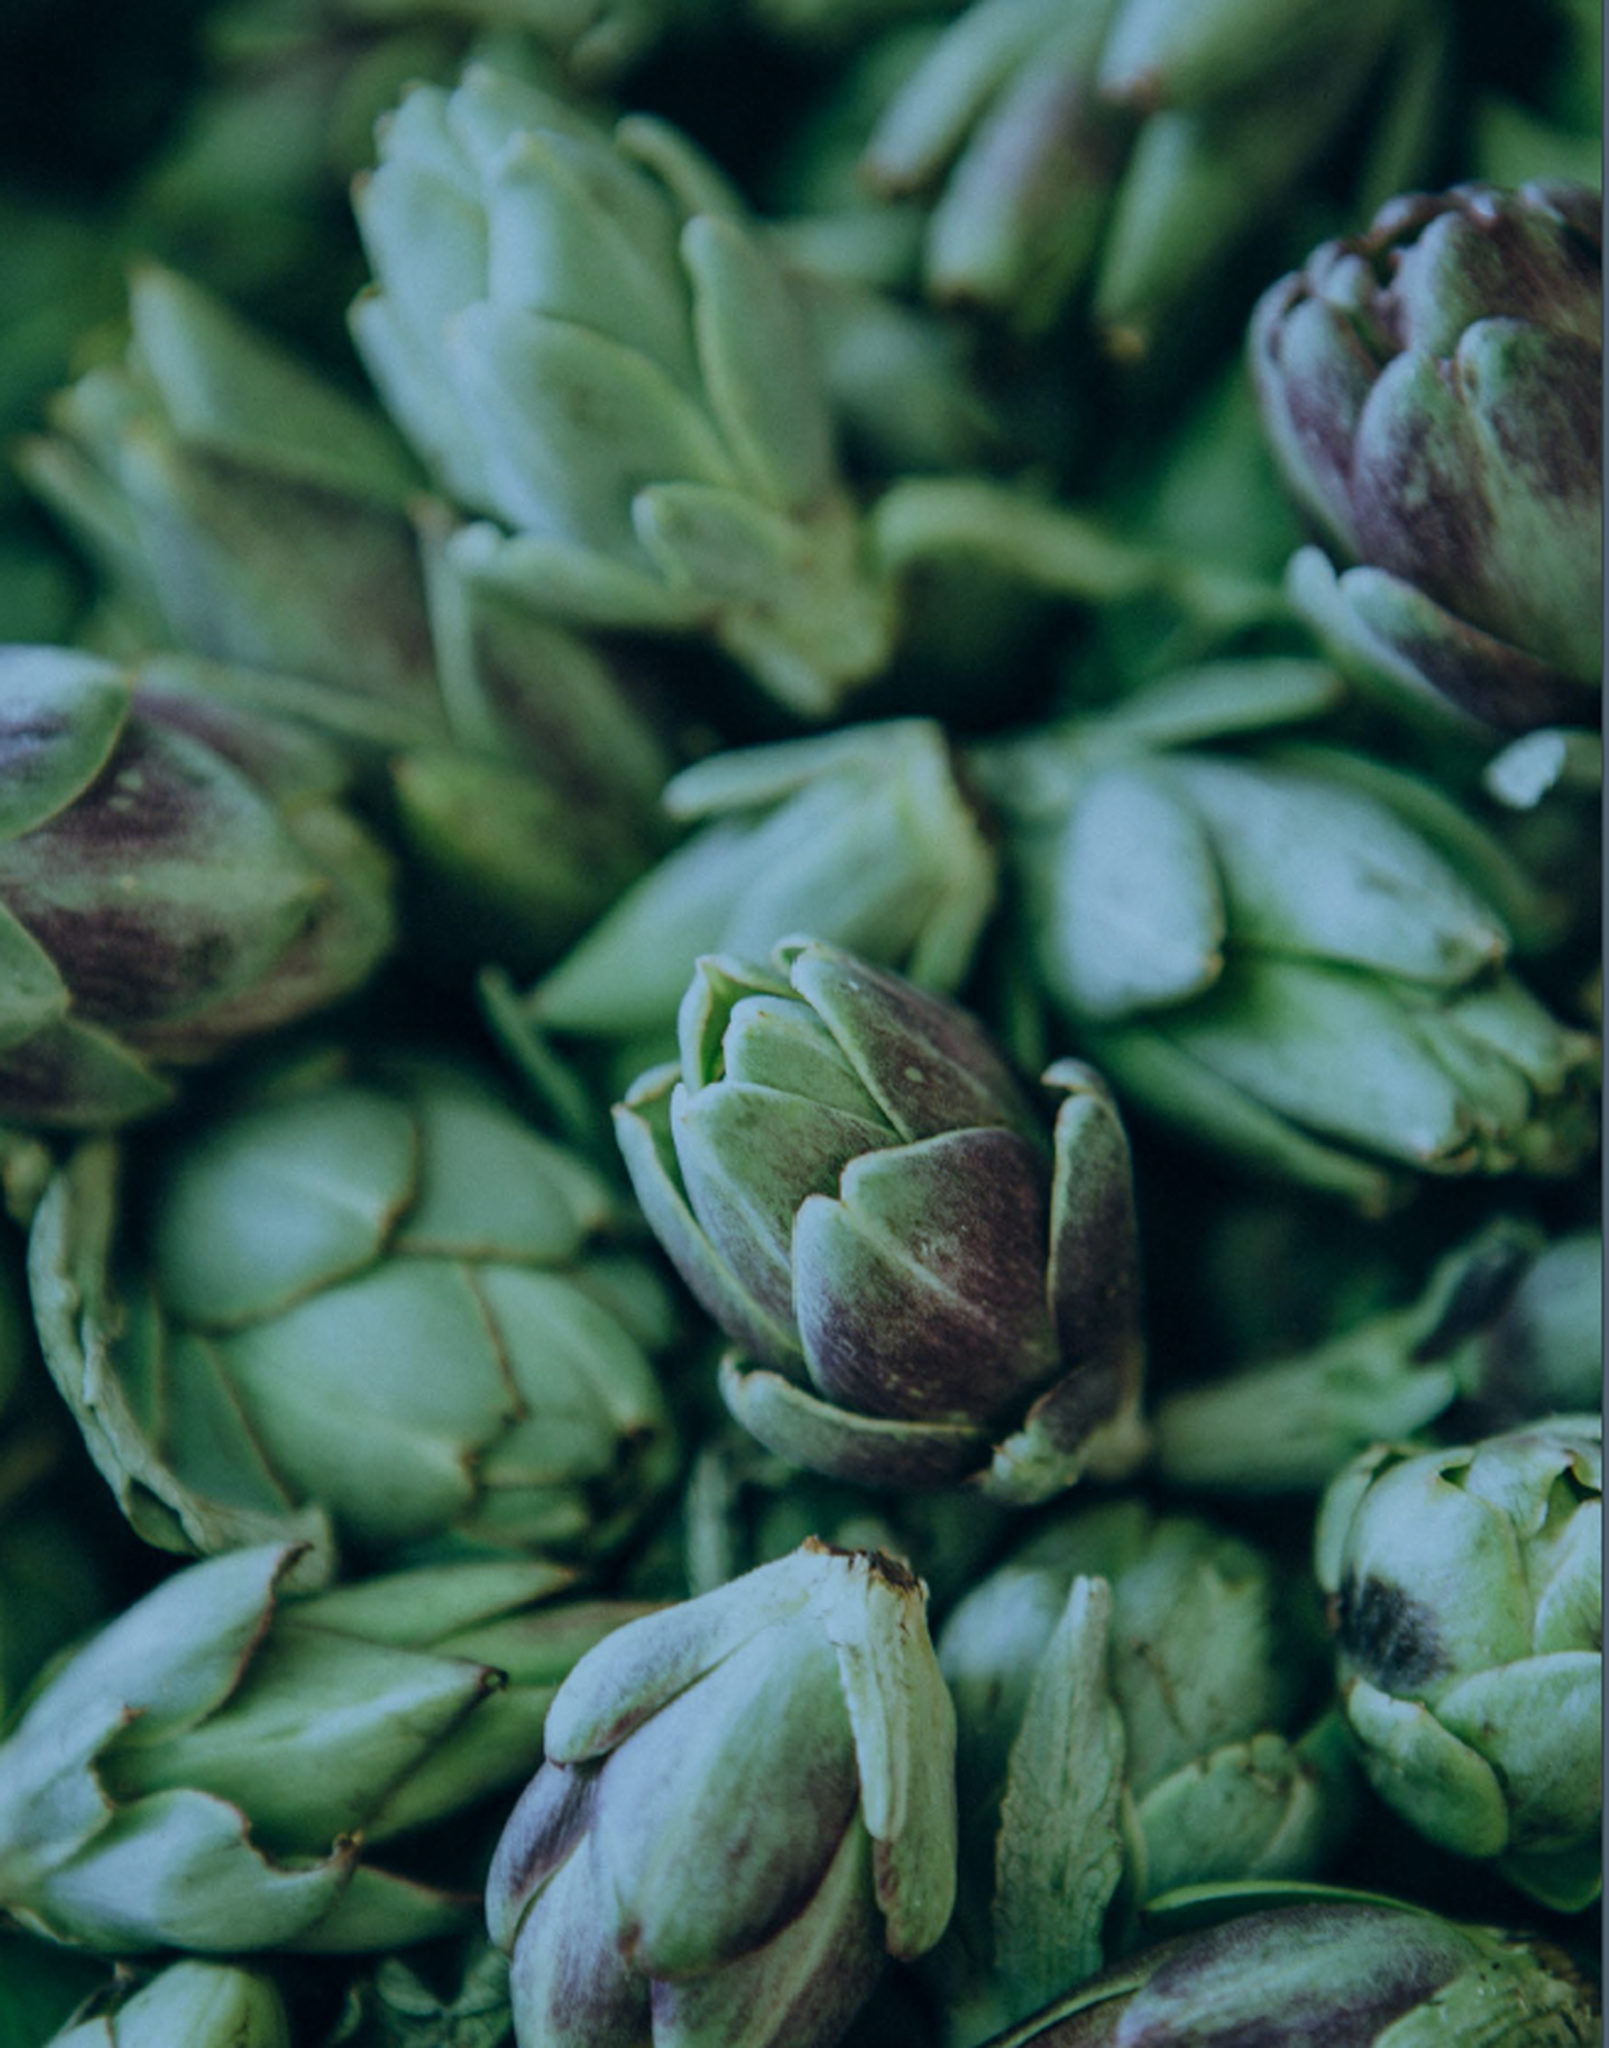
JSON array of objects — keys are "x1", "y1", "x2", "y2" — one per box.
[
  {"x1": 1250, "y1": 181, "x2": 1603, "y2": 733},
  {"x1": 978, "y1": 1897, "x2": 1600, "y2": 2046},
  {"x1": 486, "y1": 1541, "x2": 957, "y2": 2048},
  {"x1": 351, "y1": 64, "x2": 895, "y2": 717},
  {"x1": 0, "y1": 647, "x2": 394, "y2": 1130},
  {"x1": 1316, "y1": 1415, "x2": 1602, "y2": 1911},
  {"x1": 29, "y1": 1054, "x2": 680, "y2": 1571},
  {"x1": 0, "y1": 1544, "x2": 650, "y2": 1953},
  {"x1": 1155, "y1": 1221, "x2": 1604, "y2": 1493},
  {"x1": 933, "y1": 1501, "x2": 1353, "y2": 2039},
  {"x1": 984, "y1": 660, "x2": 1599, "y2": 1210},
  {"x1": 615, "y1": 939, "x2": 1147, "y2": 1502},
  {"x1": 47, "y1": 1961, "x2": 290, "y2": 2047},
  {"x1": 22, "y1": 265, "x2": 675, "y2": 976},
  {"x1": 510, "y1": 721, "x2": 997, "y2": 1052},
  {"x1": 860, "y1": 0, "x2": 1431, "y2": 349}
]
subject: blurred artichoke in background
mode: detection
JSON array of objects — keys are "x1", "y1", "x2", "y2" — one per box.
[
  {"x1": 22, "y1": 264, "x2": 675, "y2": 975},
  {"x1": 29, "y1": 1053, "x2": 680, "y2": 1570},
  {"x1": 676, "y1": 1425, "x2": 1011, "y2": 1613},
  {"x1": 0, "y1": 1543, "x2": 649, "y2": 1952},
  {"x1": 983, "y1": 659, "x2": 1598, "y2": 1210},
  {"x1": 980, "y1": 1895, "x2": 1600, "y2": 2045},
  {"x1": 1316, "y1": 1414, "x2": 1602, "y2": 1910},
  {"x1": 0, "y1": 647, "x2": 394, "y2": 1130},
  {"x1": 350, "y1": 63, "x2": 895, "y2": 716},
  {"x1": 1154, "y1": 1219, "x2": 1603, "y2": 1493},
  {"x1": 861, "y1": 0, "x2": 1442, "y2": 350},
  {"x1": 487, "y1": 1541, "x2": 956, "y2": 2048},
  {"x1": 1251, "y1": 180, "x2": 1603, "y2": 733},
  {"x1": 502, "y1": 721, "x2": 996, "y2": 1063},
  {"x1": 47, "y1": 1960, "x2": 290, "y2": 2047},
  {"x1": 616, "y1": 939, "x2": 1147, "y2": 1501},
  {"x1": 933, "y1": 1501, "x2": 1352, "y2": 2039}
]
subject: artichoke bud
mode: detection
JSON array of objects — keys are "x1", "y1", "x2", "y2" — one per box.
[
  {"x1": 487, "y1": 1540, "x2": 957, "y2": 2048},
  {"x1": 1251, "y1": 180, "x2": 1603, "y2": 732},
  {"x1": 615, "y1": 939, "x2": 1146, "y2": 1502},
  {"x1": 47, "y1": 1960, "x2": 291, "y2": 2047},
  {"x1": 351, "y1": 63, "x2": 894, "y2": 717},
  {"x1": 28, "y1": 1054, "x2": 680, "y2": 1569},
  {"x1": 0, "y1": 1544, "x2": 650, "y2": 1955},
  {"x1": 525, "y1": 719, "x2": 997, "y2": 1047},
  {"x1": 1153, "y1": 1216, "x2": 1599, "y2": 1493},
  {"x1": 987, "y1": 662, "x2": 1600, "y2": 1205},
  {"x1": 0, "y1": 646, "x2": 394, "y2": 1130},
  {"x1": 979, "y1": 1898, "x2": 1601, "y2": 2045},
  {"x1": 1316, "y1": 1415, "x2": 1602, "y2": 1910},
  {"x1": 932, "y1": 1501, "x2": 1351, "y2": 2032}
]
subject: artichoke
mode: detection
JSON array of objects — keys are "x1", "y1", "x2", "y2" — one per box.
[
  {"x1": 0, "y1": 646, "x2": 393, "y2": 1130},
  {"x1": 486, "y1": 1541, "x2": 957, "y2": 2048},
  {"x1": 0, "y1": 1543, "x2": 650, "y2": 1953},
  {"x1": 503, "y1": 721, "x2": 997, "y2": 1059},
  {"x1": 980, "y1": 1896, "x2": 1600, "y2": 2045},
  {"x1": 1250, "y1": 180, "x2": 1603, "y2": 733},
  {"x1": 615, "y1": 938, "x2": 1147, "y2": 1502},
  {"x1": 861, "y1": 0, "x2": 1436, "y2": 348},
  {"x1": 1316, "y1": 1414, "x2": 1602, "y2": 1910},
  {"x1": 29, "y1": 1053, "x2": 680, "y2": 1572},
  {"x1": 933, "y1": 1500, "x2": 1353, "y2": 2037},
  {"x1": 351, "y1": 63, "x2": 895, "y2": 717},
  {"x1": 47, "y1": 1961, "x2": 290, "y2": 2047},
  {"x1": 984, "y1": 659, "x2": 1599, "y2": 1209},
  {"x1": 22, "y1": 264, "x2": 674, "y2": 975},
  {"x1": 1154, "y1": 1219, "x2": 1604, "y2": 1493}
]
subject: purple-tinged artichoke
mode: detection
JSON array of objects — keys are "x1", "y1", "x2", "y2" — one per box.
[
  {"x1": 0, "y1": 647, "x2": 393, "y2": 1129},
  {"x1": 615, "y1": 939, "x2": 1146, "y2": 1503},
  {"x1": 979, "y1": 1896, "x2": 1599, "y2": 2045},
  {"x1": 1250, "y1": 180, "x2": 1603, "y2": 733},
  {"x1": 486, "y1": 1541, "x2": 957, "y2": 2048}
]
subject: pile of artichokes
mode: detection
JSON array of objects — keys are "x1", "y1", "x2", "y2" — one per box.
[{"x1": 0, "y1": 0, "x2": 1599, "y2": 2042}]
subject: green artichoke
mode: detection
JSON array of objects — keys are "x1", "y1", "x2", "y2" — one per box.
[
  {"x1": 616, "y1": 939, "x2": 1147, "y2": 1502},
  {"x1": 984, "y1": 659, "x2": 1598, "y2": 1209},
  {"x1": 978, "y1": 1896, "x2": 1600, "y2": 2045},
  {"x1": 47, "y1": 1961, "x2": 290, "y2": 2047},
  {"x1": 351, "y1": 63, "x2": 895, "y2": 716},
  {"x1": 0, "y1": 1543, "x2": 650, "y2": 1953},
  {"x1": 29, "y1": 1054, "x2": 680, "y2": 1571},
  {"x1": 0, "y1": 647, "x2": 394, "y2": 1130},
  {"x1": 861, "y1": 0, "x2": 1436, "y2": 347},
  {"x1": 1154, "y1": 1220, "x2": 1603, "y2": 1493},
  {"x1": 504, "y1": 721, "x2": 996, "y2": 1059},
  {"x1": 486, "y1": 1541, "x2": 957, "y2": 2048},
  {"x1": 1250, "y1": 181, "x2": 1603, "y2": 733},
  {"x1": 933, "y1": 1501, "x2": 1353, "y2": 2037},
  {"x1": 22, "y1": 265, "x2": 674, "y2": 975},
  {"x1": 677, "y1": 1425, "x2": 1011, "y2": 1614},
  {"x1": 1315, "y1": 1415, "x2": 1602, "y2": 1910}
]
